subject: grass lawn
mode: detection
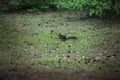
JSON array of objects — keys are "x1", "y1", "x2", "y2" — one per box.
[{"x1": 0, "y1": 11, "x2": 120, "y2": 80}]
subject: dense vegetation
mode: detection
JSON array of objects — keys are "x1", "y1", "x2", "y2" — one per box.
[
  {"x1": 0, "y1": 0, "x2": 55, "y2": 12},
  {"x1": 0, "y1": 0, "x2": 120, "y2": 17}
]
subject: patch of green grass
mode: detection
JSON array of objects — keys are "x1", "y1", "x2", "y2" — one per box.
[{"x1": 0, "y1": 12, "x2": 120, "y2": 74}]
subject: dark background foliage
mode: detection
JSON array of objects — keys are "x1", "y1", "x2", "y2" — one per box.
[{"x1": 0, "y1": 0, "x2": 120, "y2": 17}]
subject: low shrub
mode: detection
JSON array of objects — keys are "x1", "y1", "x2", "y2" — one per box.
[
  {"x1": 0, "y1": 0, "x2": 54, "y2": 12},
  {"x1": 54, "y1": 0, "x2": 120, "y2": 18}
]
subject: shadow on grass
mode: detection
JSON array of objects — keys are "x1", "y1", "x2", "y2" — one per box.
[
  {"x1": 1, "y1": 66, "x2": 120, "y2": 80},
  {"x1": 0, "y1": 15, "x2": 20, "y2": 49}
]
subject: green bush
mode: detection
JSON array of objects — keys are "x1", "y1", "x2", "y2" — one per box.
[{"x1": 54, "y1": 0, "x2": 120, "y2": 17}]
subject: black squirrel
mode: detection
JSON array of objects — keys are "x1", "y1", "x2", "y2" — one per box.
[
  {"x1": 58, "y1": 33, "x2": 67, "y2": 41},
  {"x1": 58, "y1": 33, "x2": 77, "y2": 41}
]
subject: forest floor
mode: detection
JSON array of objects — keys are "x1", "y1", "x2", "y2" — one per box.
[{"x1": 0, "y1": 11, "x2": 120, "y2": 80}]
